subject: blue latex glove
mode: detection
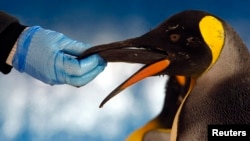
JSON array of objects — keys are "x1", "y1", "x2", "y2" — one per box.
[{"x1": 12, "y1": 26, "x2": 106, "y2": 87}]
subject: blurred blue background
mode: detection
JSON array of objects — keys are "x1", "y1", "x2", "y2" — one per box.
[{"x1": 0, "y1": 1, "x2": 250, "y2": 141}]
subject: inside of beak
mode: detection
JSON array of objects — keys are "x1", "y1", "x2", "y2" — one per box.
[{"x1": 99, "y1": 59, "x2": 170, "y2": 108}]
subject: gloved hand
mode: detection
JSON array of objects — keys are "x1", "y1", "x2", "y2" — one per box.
[{"x1": 12, "y1": 26, "x2": 106, "y2": 87}]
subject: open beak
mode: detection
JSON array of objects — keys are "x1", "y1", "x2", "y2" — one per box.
[
  {"x1": 79, "y1": 36, "x2": 170, "y2": 108},
  {"x1": 99, "y1": 59, "x2": 170, "y2": 107}
]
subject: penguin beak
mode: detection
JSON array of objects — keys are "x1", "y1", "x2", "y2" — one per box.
[
  {"x1": 79, "y1": 37, "x2": 170, "y2": 108},
  {"x1": 79, "y1": 37, "x2": 168, "y2": 64}
]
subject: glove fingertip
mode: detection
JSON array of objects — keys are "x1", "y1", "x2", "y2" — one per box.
[{"x1": 91, "y1": 54, "x2": 107, "y2": 67}]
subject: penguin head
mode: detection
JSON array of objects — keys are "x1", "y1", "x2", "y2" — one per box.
[
  {"x1": 135, "y1": 10, "x2": 223, "y2": 76},
  {"x1": 79, "y1": 10, "x2": 225, "y2": 107}
]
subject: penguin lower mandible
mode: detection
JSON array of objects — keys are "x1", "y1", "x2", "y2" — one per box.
[{"x1": 79, "y1": 10, "x2": 250, "y2": 141}]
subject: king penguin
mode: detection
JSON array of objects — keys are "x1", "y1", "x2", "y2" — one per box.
[{"x1": 79, "y1": 10, "x2": 250, "y2": 141}]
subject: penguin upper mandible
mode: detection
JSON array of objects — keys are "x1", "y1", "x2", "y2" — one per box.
[{"x1": 79, "y1": 10, "x2": 250, "y2": 141}]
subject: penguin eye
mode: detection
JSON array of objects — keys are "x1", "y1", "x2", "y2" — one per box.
[{"x1": 170, "y1": 34, "x2": 181, "y2": 43}]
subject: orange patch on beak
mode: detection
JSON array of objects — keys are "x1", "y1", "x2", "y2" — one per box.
[{"x1": 99, "y1": 59, "x2": 170, "y2": 108}]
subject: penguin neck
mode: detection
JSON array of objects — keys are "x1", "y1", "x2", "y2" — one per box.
[{"x1": 197, "y1": 23, "x2": 250, "y2": 86}]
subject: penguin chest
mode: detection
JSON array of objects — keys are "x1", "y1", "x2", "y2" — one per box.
[{"x1": 174, "y1": 74, "x2": 250, "y2": 141}]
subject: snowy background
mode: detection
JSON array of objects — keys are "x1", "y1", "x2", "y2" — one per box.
[{"x1": 0, "y1": 1, "x2": 250, "y2": 141}]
